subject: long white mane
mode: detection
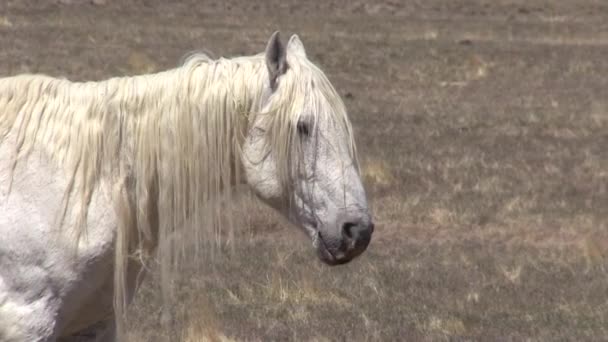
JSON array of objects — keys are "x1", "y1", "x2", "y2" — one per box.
[{"x1": 0, "y1": 46, "x2": 357, "y2": 337}]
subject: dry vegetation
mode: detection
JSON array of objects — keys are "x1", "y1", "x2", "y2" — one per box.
[{"x1": 1, "y1": 0, "x2": 607, "y2": 340}]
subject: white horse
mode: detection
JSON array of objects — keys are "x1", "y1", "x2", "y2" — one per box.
[{"x1": 0, "y1": 32, "x2": 373, "y2": 341}]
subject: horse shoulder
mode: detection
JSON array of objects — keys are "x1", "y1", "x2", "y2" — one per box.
[{"x1": 0, "y1": 136, "x2": 118, "y2": 340}]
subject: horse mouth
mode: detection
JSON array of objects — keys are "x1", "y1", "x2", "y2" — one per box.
[
  {"x1": 308, "y1": 224, "x2": 333, "y2": 264},
  {"x1": 313, "y1": 231, "x2": 351, "y2": 266}
]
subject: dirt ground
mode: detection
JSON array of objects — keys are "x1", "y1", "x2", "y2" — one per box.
[{"x1": 1, "y1": 0, "x2": 607, "y2": 340}]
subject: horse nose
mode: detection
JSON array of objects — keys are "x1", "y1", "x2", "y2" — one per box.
[
  {"x1": 341, "y1": 217, "x2": 374, "y2": 252},
  {"x1": 315, "y1": 215, "x2": 374, "y2": 265}
]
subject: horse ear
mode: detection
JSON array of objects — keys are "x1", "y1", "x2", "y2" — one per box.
[
  {"x1": 265, "y1": 31, "x2": 287, "y2": 89},
  {"x1": 287, "y1": 34, "x2": 306, "y2": 58}
]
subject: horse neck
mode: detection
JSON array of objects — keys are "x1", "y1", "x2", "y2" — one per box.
[{"x1": 131, "y1": 56, "x2": 269, "y2": 226}]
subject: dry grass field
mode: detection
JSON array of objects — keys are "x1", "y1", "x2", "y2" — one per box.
[{"x1": 1, "y1": 0, "x2": 607, "y2": 340}]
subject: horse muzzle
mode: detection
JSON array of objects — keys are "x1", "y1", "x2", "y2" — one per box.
[{"x1": 314, "y1": 214, "x2": 374, "y2": 265}]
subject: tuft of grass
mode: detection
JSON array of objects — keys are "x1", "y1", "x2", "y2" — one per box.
[
  {"x1": 426, "y1": 316, "x2": 467, "y2": 337},
  {"x1": 0, "y1": 16, "x2": 12, "y2": 28},
  {"x1": 127, "y1": 51, "x2": 158, "y2": 74},
  {"x1": 362, "y1": 157, "x2": 396, "y2": 189}
]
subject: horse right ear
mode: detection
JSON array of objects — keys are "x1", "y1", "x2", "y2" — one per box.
[{"x1": 265, "y1": 31, "x2": 287, "y2": 90}]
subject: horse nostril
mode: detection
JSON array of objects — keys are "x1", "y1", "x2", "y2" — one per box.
[
  {"x1": 342, "y1": 222, "x2": 357, "y2": 240},
  {"x1": 342, "y1": 220, "x2": 375, "y2": 241}
]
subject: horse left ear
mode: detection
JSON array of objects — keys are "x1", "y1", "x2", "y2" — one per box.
[
  {"x1": 287, "y1": 34, "x2": 306, "y2": 58},
  {"x1": 265, "y1": 31, "x2": 287, "y2": 89}
]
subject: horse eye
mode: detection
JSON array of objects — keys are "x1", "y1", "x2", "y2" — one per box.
[{"x1": 297, "y1": 121, "x2": 310, "y2": 137}]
